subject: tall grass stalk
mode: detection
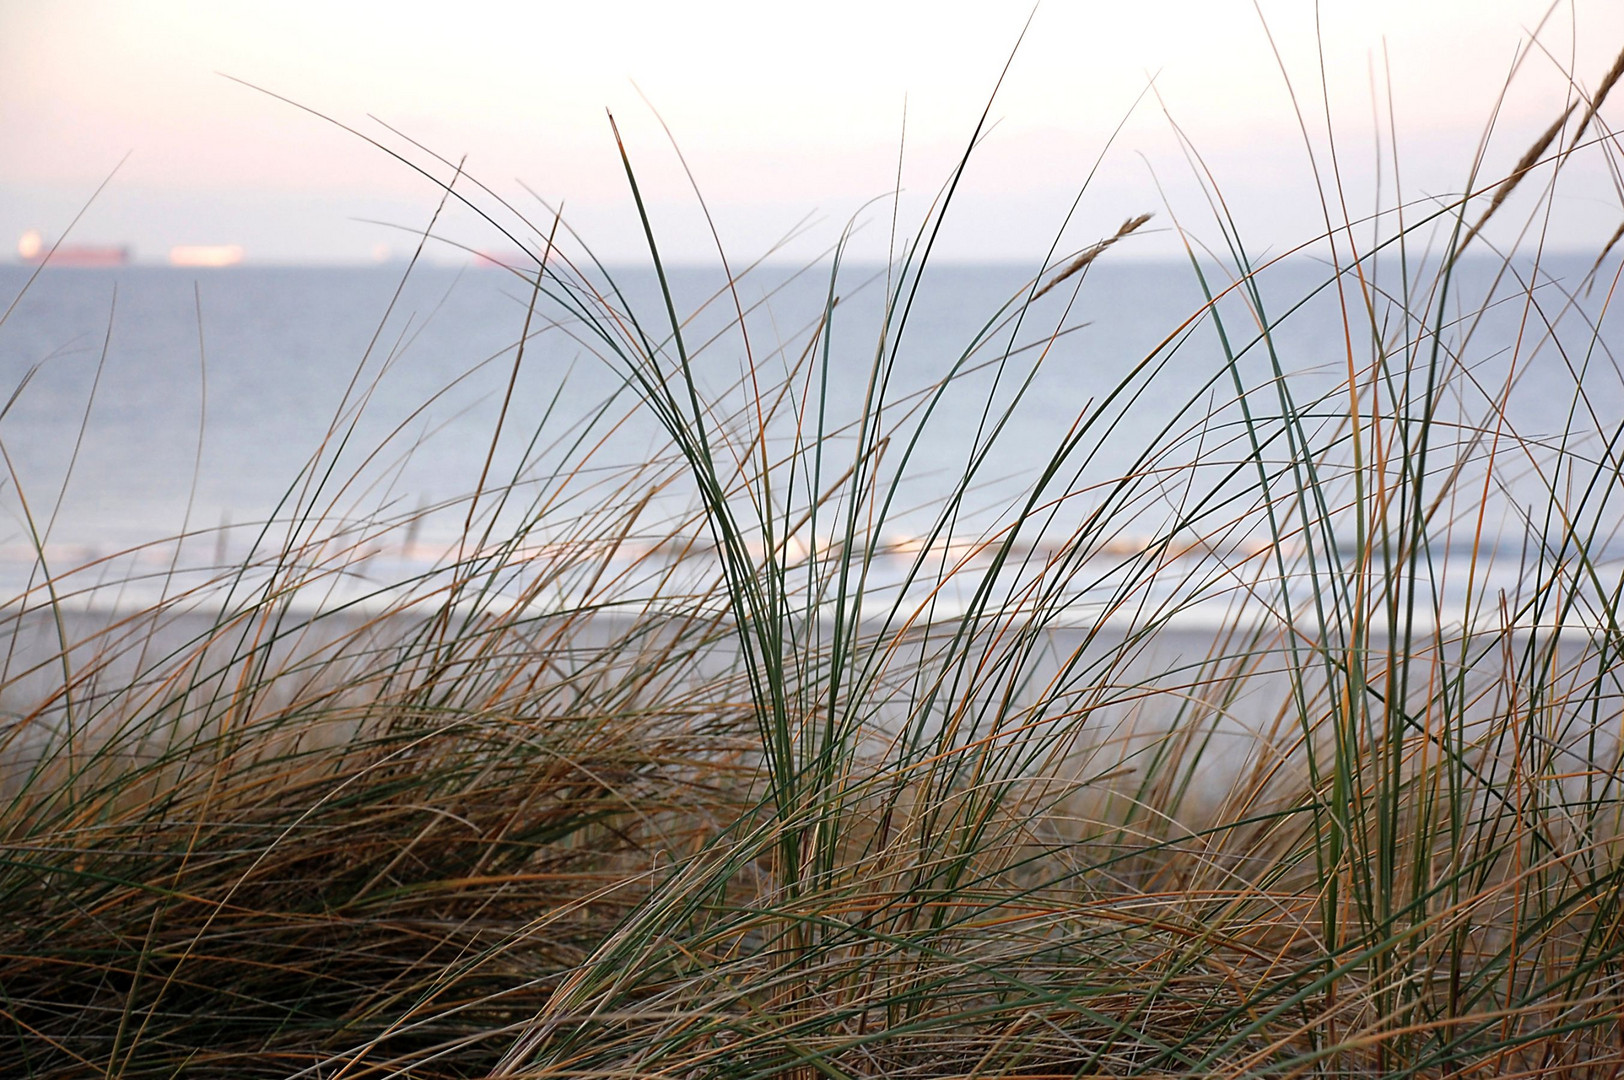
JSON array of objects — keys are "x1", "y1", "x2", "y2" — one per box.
[{"x1": 3, "y1": 30, "x2": 1624, "y2": 1080}]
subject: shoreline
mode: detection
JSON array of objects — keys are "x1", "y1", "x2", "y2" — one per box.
[{"x1": 7, "y1": 598, "x2": 1614, "y2": 819}]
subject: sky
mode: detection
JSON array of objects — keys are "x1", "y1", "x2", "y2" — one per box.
[{"x1": 2, "y1": 0, "x2": 1622, "y2": 264}]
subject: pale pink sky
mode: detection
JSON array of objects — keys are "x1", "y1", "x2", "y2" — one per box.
[{"x1": 2, "y1": 0, "x2": 1621, "y2": 263}]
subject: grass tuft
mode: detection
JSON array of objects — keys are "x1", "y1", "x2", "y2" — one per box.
[{"x1": 4, "y1": 24, "x2": 1624, "y2": 1080}]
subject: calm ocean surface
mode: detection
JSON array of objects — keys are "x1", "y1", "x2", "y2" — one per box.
[{"x1": 1, "y1": 257, "x2": 1619, "y2": 622}]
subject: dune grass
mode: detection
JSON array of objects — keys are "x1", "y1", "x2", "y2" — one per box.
[{"x1": 4, "y1": 30, "x2": 1624, "y2": 1080}]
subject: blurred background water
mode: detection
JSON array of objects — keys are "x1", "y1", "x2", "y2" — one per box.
[{"x1": 0, "y1": 255, "x2": 1618, "y2": 622}]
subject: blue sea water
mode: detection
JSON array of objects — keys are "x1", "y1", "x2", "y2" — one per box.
[{"x1": 0, "y1": 255, "x2": 1619, "y2": 623}]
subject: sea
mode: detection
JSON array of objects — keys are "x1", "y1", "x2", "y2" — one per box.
[{"x1": 1, "y1": 255, "x2": 1620, "y2": 627}]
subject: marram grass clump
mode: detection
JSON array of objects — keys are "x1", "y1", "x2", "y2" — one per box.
[{"x1": 4, "y1": 39, "x2": 1624, "y2": 1080}]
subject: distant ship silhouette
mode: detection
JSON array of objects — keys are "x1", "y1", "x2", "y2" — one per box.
[{"x1": 17, "y1": 229, "x2": 130, "y2": 267}]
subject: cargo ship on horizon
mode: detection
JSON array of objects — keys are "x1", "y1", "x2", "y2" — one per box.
[{"x1": 17, "y1": 229, "x2": 130, "y2": 268}]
